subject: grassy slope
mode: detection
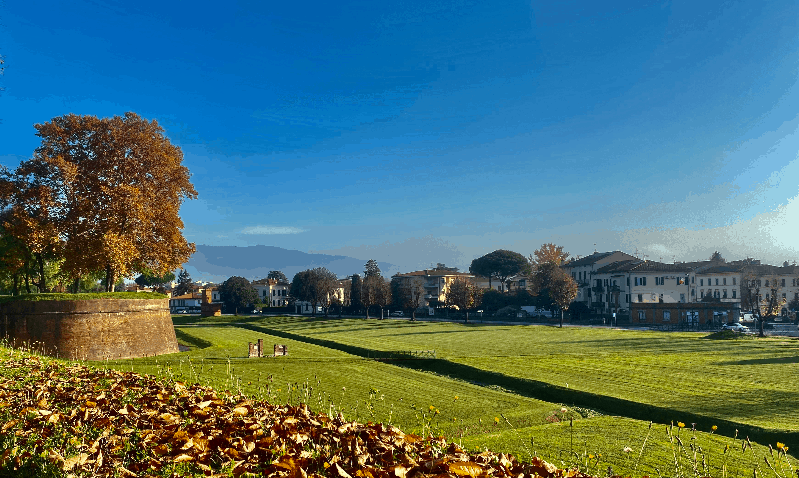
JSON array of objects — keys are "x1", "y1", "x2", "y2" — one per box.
[
  {"x1": 463, "y1": 416, "x2": 797, "y2": 478},
  {"x1": 112, "y1": 325, "x2": 560, "y2": 437},
  {"x1": 0, "y1": 292, "x2": 167, "y2": 304},
  {"x1": 247, "y1": 317, "x2": 799, "y2": 432},
  {"x1": 98, "y1": 317, "x2": 799, "y2": 477}
]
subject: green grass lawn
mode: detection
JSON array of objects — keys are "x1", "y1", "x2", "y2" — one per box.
[
  {"x1": 240, "y1": 317, "x2": 799, "y2": 433},
  {"x1": 463, "y1": 416, "x2": 796, "y2": 478},
  {"x1": 109, "y1": 325, "x2": 561, "y2": 438},
  {"x1": 96, "y1": 316, "x2": 799, "y2": 477}
]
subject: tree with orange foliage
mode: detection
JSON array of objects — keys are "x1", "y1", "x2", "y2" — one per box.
[
  {"x1": 529, "y1": 242, "x2": 570, "y2": 267},
  {"x1": 528, "y1": 243, "x2": 577, "y2": 327},
  {"x1": 9, "y1": 112, "x2": 197, "y2": 291}
]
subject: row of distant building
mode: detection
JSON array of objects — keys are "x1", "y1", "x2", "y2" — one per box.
[{"x1": 155, "y1": 253, "x2": 799, "y2": 324}]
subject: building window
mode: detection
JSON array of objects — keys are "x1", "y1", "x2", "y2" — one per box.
[
  {"x1": 715, "y1": 278, "x2": 719, "y2": 286},
  {"x1": 765, "y1": 280, "x2": 770, "y2": 287},
  {"x1": 733, "y1": 278, "x2": 737, "y2": 285},
  {"x1": 692, "y1": 276, "x2": 695, "y2": 284},
  {"x1": 723, "y1": 278, "x2": 727, "y2": 285},
  {"x1": 680, "y1": 293, "x2": 685, "y2": 302},
  {"x1": 638, "y1": 311, "x2": 646, "y2": 321},
  {"x1": 781, "y1": 279, "x2": 786, "y2": 287},
  {"x1": 625, "y1": 294, "x2": 630, "y2": 303},
  {"x1": 700, "y1": 289, "x2": 704, "y2": 298},
  {"x1": 663, "y1": 311, "x2": 671, "y2": 322},
  {"x1": 723, "y1": 289, "x2": 727, "y2": 298},
  {"x1": 714, "y1": 290, "x2": 720, "y2": 298},
  {"x1": 677, "y1": 277, "x2": 685, "y2": 285},
  {"x1": 732, "y1": 290, "x2": 736, "y2": 299},
  {"x1": 637, "y1": 294, "x2": 643, "y2": 302},
  {"x1": 700, "y1": 279, "x2": 704, "y2": 286},
  {"x1": 783, "y1": 293, "x2": 787, "y2": 299}
]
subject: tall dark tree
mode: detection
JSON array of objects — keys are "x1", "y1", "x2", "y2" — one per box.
[
  {"x1": 173, "y1": 269, "x2": 194, "y2": 297},
  {"x1": 469, "y1": 249, "x2": 528, "y2": 291},
  {"x1": 350, "y1": 274, "x2": 363, "y2": 313},
  {"x1": 364, "y1": 259, "x2": 382, "y2": 278},
  {"x1": 290, "y1": 268, "x2": 338, "y2": 317},
  {"x1": 311, "y1": 267, "x2": 339, "y2": 318},
  {"x1": 291, "y1": 270, "x2": 314, "y2": 313},
  {"x1": 267, "y1": 270, "x2": 289, "y2": 283},
  {"x1": 374, "y1": 278, "x2": 392, "y2": 319},
  {"x1": 392, "y1": 277, "x2": 425, "y2": 321},
  {"x1": 218, "y1": 276, "x2": 258, "y2": 315}
]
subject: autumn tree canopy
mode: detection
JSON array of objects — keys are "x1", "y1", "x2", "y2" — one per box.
[
  {"x1": 1, "y1": 112, "x2": 197, "y2": 292},
  {"x1": 528, "y1": 244, "x2": 578, "y2": 327},
  {"x1": 444, "y1": 276, "x2": 483, "y2": 322},
  {"x1": 529, "y1": 243, "x2": 570, "y2": 267}
]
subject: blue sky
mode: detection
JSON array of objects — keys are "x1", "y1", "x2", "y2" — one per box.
[{"x1": 2, "y1": 0, "x2": 798, "y2": 274}]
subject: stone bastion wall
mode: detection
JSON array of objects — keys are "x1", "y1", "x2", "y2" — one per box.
[{"x1": 0, "y1": 299, "x2": 179, "y2": 361}]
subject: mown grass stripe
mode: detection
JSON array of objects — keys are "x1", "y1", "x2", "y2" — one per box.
[{"x1": 236, "y1": 320, "x2": 799, "y2": 452}]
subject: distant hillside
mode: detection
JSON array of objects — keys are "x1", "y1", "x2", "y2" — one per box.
[{"x1": 185, "y1": 245, "x2": 397, "y2": 282}]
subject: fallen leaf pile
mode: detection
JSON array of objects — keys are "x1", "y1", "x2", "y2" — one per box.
[{"x1": 0, "y1": 352, "x2": 598, "y2": 478}]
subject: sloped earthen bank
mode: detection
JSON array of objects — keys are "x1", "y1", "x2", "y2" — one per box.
[{"x1": 0, "y1": 298, "x2": 179, "y2": 360}]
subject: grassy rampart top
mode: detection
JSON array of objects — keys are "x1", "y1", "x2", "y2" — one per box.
[{"x1": 0, "y1": 292, "x2": 167, "y2": 305}]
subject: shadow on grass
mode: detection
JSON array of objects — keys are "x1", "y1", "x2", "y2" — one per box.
[
  {"x1": 718, "y1": 355, "x2": 799, "y2": 366},
  {"x1": 174, "y1": 328, "x2": 213, "y2": 349}
]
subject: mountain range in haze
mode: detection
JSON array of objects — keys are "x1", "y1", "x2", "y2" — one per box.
[{"x1": 183, "y1": 245, "x2": 398, "y2": 283}]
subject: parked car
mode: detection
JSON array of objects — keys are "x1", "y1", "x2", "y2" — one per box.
[
  {"x1": 722, "y1": 323, "x2": 750, "y2": 333},
  {"x1": 390, "y1": 311, "x2": 404, "y2": 317}
]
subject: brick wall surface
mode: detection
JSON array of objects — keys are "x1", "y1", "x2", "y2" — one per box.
[{"x1": 0, "y1": 299, "x2": 179, "y2": 361}]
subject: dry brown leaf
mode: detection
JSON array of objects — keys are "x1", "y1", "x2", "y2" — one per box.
[
  {"x1": 1, "y1": 420, "x2": 17, "y2": 432},
  {"x1": 448, "y1": 461, "x2": 485, "y2": 477},
  {"x1": 334, "y1": 462, "x2": 353, "y2": 478}
]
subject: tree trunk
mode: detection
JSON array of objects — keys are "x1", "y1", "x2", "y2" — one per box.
[
  {"x1": 105, "y1": 265, "x2": 116, "y2": 292},
  {"x1": 24, "y1": 260, "x2": 31, "y2": 294},
  {"x1": 37, "y1": 253, "x2": 47, "y2": 292},
  {"x1": 365, "y1": 306, "x2": 370, "y2": 320},
  {"x1": 465, "y1": 311, "x2": 469, "y2": 323},
  {"x1": 411, "y1": 309, "x2": 416, "y2": 321},
  {"x1": 12, "y1": 273, "x2": 20, "y2": 296},
  {"x1": 380, "y1": 307, "x2": 384, "y2": 320},
  {"x1": 759, "y1": 317, "x2": 765, "y2": 337},
  {"x1": 559, "y1": 309, "x2": 564, "y2": 328}
]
